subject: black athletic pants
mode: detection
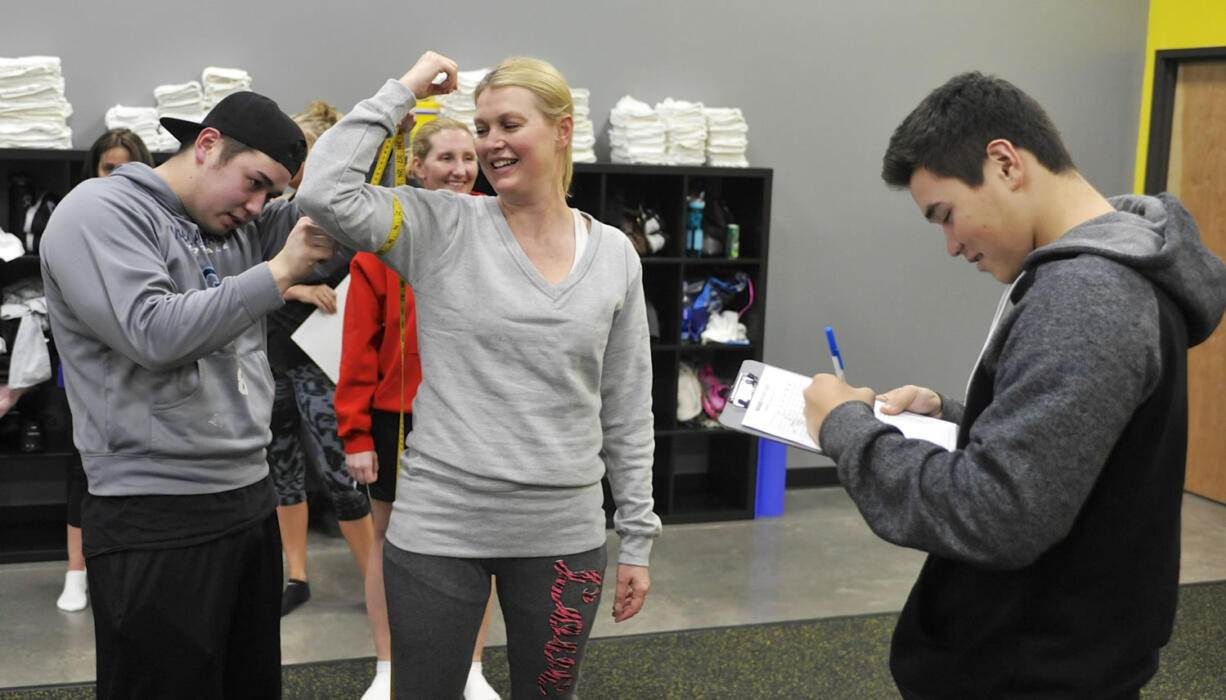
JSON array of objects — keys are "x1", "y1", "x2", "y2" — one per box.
[{"x1": 87, "y1": 513, "x2": 282, "y2": 699}]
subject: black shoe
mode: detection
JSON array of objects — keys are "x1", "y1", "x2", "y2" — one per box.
[{"x1": 281, "y1": 579, "x2": 310, "y2": 616}]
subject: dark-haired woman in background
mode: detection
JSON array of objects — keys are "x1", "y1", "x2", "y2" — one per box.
[{"x1": 82, "y1": 127, "x2": 153, "y2": 180}]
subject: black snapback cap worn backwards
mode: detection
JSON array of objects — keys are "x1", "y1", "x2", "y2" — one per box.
[{"x1": 160, "y1": 91, "x2": 307, "y2": 177}]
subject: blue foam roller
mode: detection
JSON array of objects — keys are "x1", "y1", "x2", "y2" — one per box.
[{"x1": 755, "y1": 438, "x2": 787, "y2": 518}]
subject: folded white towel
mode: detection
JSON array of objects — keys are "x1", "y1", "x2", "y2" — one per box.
[
  {"x1": 0, "y1": 133, "x2": 73, "y2": 149},
  {"x1": 0, "y1": 122, "x2": 71, "y2": 137},
  {"x1": 0, "y1": 75, "x2": 63, "y2": 95},
  {"x1": 202, "y1": 67, "x2": 252, "y2": 109},
  {"x1": 611, "y1": 95, "x2": 655, "y2": 118},
  {"x1": 0, "y1": 55, "x2": 62, "y2": 80},
  {"x1": 106, "y1": 105, "x2": 158, "y2": 123},
  {"x1": 154, "y1": 81, "x2": 203, "y2": 102},
  {"x1": 0, "y1": 79, "x2": 67, "y2": 101},
  {"x1": 0, "y1": 98, "x2": 71, "y2": 117},
  {"x1": 202, "y1": 66, "x2": 250, "y2": 83}
]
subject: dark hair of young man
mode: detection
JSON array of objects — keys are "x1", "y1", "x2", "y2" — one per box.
[{"x1": 881, "y1": 71, "x2": 1077, "y2": 189}]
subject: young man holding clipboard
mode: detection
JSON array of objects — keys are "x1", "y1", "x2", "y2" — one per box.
[{"x1": 803, "y1": 72, "x2": 1226, "y2": 697}]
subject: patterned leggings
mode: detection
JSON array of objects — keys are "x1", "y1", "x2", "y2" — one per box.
[
  {"x1": 267, "y1": 362, "x2": 369, "y2": 522},
  {"x1": 384, "y1": 543, "x2": 607, "y2": 698}
]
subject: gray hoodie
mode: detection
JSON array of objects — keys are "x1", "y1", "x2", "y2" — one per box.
[
  {"x1": 819, "y1": 192, "x2": 1226, "y2": 693},
  {"x1": 821, "y1": 192, "x2": 1226, "y2": 567},
  {"x1": 40, "y1": 162, "x2": 295, "y2": 496}
]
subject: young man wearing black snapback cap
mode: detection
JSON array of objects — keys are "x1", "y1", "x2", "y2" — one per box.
[{"x1": 40, "y1": 91, "x2": 337, "y2": 699}]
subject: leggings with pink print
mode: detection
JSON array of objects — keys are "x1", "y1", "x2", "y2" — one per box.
[{"x1": 383, "y1": 542, "x2": 607, "y2": 698}]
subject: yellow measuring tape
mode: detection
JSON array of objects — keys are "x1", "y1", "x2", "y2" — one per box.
[
  {"x1": 366, "y1": 130, "x2": 411, "y2": 475},
  {"x1": 372, "y1": 131, "x2": 407, "y2": 256}
]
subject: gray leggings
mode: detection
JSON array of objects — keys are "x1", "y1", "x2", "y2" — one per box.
[{"x1": 383, "y1": 542, "x2": 607, "y2": 699}]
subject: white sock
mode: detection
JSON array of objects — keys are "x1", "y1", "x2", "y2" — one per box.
[
  {"x1": 465, "y1": 661, "x2": 500, "y2": 700},
  {"x1": 361, "y1": 660, "x2": 392, "y2": 700},
  {"x1": 56, "y1": 569, "x2": 88, "y2": 612}
]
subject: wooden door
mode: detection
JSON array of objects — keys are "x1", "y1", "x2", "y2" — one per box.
[{"x1": 1166, "y1": 60, "x2": 1226, "y2": 503}]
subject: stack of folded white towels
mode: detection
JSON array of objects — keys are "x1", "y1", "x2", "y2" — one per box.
[
  {"x1": 570, "y1": 88, "x2": 596, "y2": 163},
  {"x1": 703, "y1": 107, "x2": 750, "y2": 167},
  {"x1": 609, "y1": 95, "x2": 666, "y2": 165},
  {"x1": 105, "y1": 105, "x2": 177, "y2": 152},
  {"x1": 153, "y1": 80, "x2": 205, "y2": 149},
  {"x1": 202, "y1": 66, "x2": 252, "y2": 110},
  {"x1": 438, "y1": 68, "x2": 489, "y2": 136},
  {"x1": 0, "y1": 56, "x2": 73, "y2": 149},
  {"x1": 155, "y1": 80, "x2": 206, "y2": 123},
  {"x1": 655, "y1": 98, "x2": 708, "y2": 166}
]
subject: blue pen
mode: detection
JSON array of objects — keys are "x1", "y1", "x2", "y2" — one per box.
[{"x1": 825, "y1": 326, "x2": 845, "y2": 380}]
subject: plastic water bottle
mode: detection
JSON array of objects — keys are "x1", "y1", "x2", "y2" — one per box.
[{"x1": 686, "y1": 193, "x2": 705, "y2": 257}]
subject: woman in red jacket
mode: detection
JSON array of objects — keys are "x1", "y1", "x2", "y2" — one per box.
[{"x1": 336, "y1": 116, "x2": 498, "y2": 700}]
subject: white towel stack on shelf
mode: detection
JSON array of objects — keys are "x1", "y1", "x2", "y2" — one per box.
[
  {"x1": 202, "y1": 66, "x2": 252, "y2": 110},
  {"x1": 155, "y1": 81, "x2": 206, "y2": 123},
  {"x1": 570, "y1": 88, "x2": 596, "y2": 163},
  {"x1": 105, "y1": 105, "x2": 178, "y2": 152},
  {"x1": 609, "y1": 95, "x2": 666, "y2": 165},
  {"x1": 0, "y1": 56, "x2": 73, "y2": 149},
  {"x1": 437, "y1": 68, "x2": 489, "y2": 136},
  {"x1": 703, "y1": 107, "x2": 750, "y2": 167},
  {"x1": 655, "y1": 98, "x2": 707, "y2": 166}
]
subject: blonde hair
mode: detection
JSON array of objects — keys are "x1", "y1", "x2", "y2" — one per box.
[
  {"x1": 292, "y1": 100, "x2": 343, "y2": 147},
  {"x1": 475, "y1": 56, "x2": 574, "y2": 195},
  {"x1": 410, "y1": 116, "x2": 473, "y2": 164}
]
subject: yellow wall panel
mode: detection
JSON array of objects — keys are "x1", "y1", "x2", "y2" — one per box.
[{"x1": 1135, "y1": 0, "x2": 1226, "y2": 192}]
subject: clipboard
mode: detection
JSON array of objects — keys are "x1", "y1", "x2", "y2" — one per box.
[
  {"x1": 718, "y1": 359, "x2": 958, "y2": 454},
  {"x1": 718, "y1": 360, "x2": 824, "y2": 453}
]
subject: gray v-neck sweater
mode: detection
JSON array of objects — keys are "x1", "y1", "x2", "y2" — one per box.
[{"x1": 298, "y1": 79, "x2": 660, "y2": 565}]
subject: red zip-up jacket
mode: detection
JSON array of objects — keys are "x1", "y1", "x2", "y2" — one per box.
[{"x1": 334, "y1": 251, "x2": 422, "y2": 454}]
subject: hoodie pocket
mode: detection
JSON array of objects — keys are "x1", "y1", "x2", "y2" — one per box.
[{"x1": 146, "y1": 350, "x2": 274, "y2": 459}]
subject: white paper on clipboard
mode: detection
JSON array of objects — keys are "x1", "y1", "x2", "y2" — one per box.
[
  {"x1": 719, "y1": 359, "x2": 957, "y2": 453},
  {"x1": 289, "y1": 275, "x2": 349, "y2": 384},
  {"x1": 742, "y1": 365, "x2": 822, "y2": 450}
]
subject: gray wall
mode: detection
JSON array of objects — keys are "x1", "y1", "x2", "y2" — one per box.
[{"x1": 5, "y1": 0, "x2": 1149, "y2": 467}]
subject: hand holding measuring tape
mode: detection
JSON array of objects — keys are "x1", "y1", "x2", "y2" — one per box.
[{"x1": 268, "y1": 216, "x2": 337, "y2": 293}]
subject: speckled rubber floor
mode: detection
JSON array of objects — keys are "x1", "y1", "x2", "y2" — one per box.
[{"x1": 4, "y1": 581, "x2": 1223, "y2": 698}]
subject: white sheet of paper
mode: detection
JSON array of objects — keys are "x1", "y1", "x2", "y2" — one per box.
[
  {"x1": 740, "y1": 364, "x2": 958, "y2": 451},
  {"x1": 872, "y1": 399, "x2": 957, "y2": 450},
  {"x1": 289, "y1": 275, "x2": 350, "y2": 384}
]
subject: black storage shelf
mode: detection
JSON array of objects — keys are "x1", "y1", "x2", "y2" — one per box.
[
  {"x1": 2, "y1": 148, "x2": 91, "y2": 564},
  {"x1": 570, "y1": 162, "x2": 772, "y2": 524},
  {"x1": 0, "y1": 153, "x2": 773, "y2": 564}
]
